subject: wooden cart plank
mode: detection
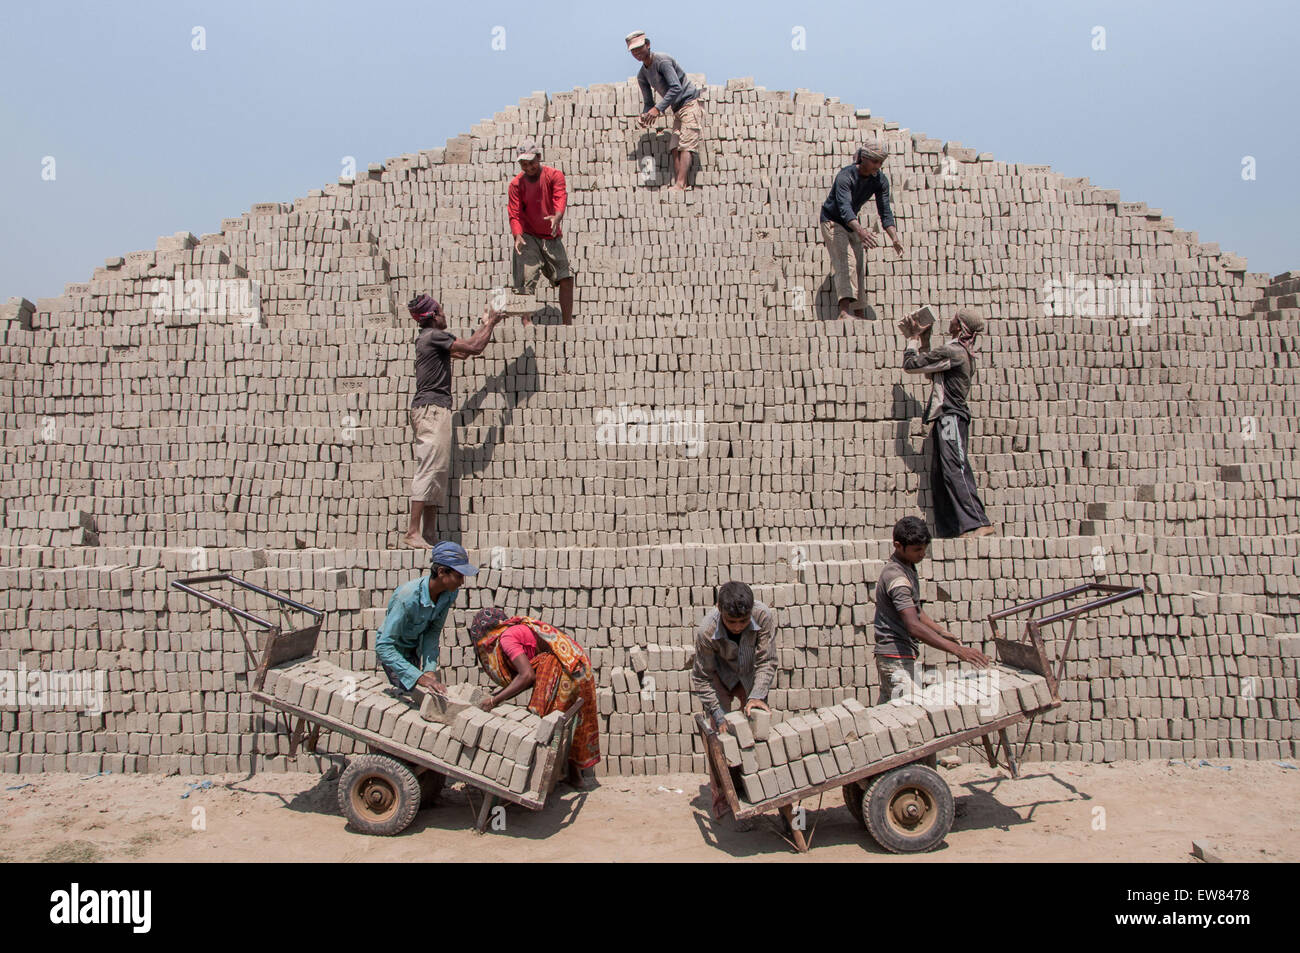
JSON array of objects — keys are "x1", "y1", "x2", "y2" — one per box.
[{"x1": 251, "y1": 692, "x2": 546, "y2": 810}]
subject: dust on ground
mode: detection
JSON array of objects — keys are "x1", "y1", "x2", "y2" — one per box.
[{"x1": 1, "y1": 758, "x2": 1296, "y2": 862}]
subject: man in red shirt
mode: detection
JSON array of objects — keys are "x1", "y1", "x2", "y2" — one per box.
[{"x1": 508, "y1": 142, "x2": 574, "y2": 325}]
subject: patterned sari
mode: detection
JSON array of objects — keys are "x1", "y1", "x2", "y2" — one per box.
[{"x1": 471, "y1": 612, "x2": 601, "y2": 770}]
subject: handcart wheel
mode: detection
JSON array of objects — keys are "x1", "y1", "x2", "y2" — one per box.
[
  {"x1": 862, "y1": 764, "x2": 954, "y2": 853},
  {"x1": 337, "y1": 754, "x2": 422, "y2": 836},
  {"x1": 842, "y1": 781, "x2": 865, "y2": 825}
]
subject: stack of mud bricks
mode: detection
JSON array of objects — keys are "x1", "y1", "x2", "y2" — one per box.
[
  {"x1": 1, "y1": 77, "x2": 1296, "y2": 777},
  {"x1": 264, "y1": 659, "x2": 553, "y2": 796},
  {"x1": 723, "y1": 664, "x2": 1053, "y2": 803}
]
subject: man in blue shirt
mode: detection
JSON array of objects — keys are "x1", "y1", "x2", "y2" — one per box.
[
  {"x1": 628, "y1": 30, "x2": 703, "y2": 191},
  {"x1": 374, "y1": 541, "x2": 478, "y2": 692},
  {"x1": 819, "y1": 141, "x2": 905, "y2": 321}
]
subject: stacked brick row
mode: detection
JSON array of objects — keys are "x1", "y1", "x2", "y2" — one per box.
[
  {"x1": 265, "y1": 660, "x2": 550, "y2": 796},
  {"x1": 722, "y1": 665, "x2": 1053, "y2": 803},
  {"x1": 1, "y1": 77, "x2": 1296, "y2": 776}
]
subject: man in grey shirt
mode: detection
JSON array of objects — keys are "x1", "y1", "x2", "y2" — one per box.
[
  {"x1": 873, "y1": 516, "x2": 989, "y2": 705},
  {"x1": 691, "y1": 581, "x2": 777, "y2": 730},
  {"x1": 627, "y1": 30, "x2": 703, "y2": 191}
]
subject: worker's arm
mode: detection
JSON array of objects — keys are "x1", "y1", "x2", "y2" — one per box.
[
  {"x1": 482, "y1": 652, "x2": 535, "y2": 709},
  {"x1": 449, "y1": 306, "x2": 504, "y2": 359},
  {"x1": 918, "y1": 607, "x2": 960, "y2": 643},
  {"x1": 900, "y1": 606, "x2": 989, "y2": 667},
  {"x1": 878, "y1": 174, "x2": 899, "y2": 250},
  {"x1": 637, "y1": 70, "x2": 655, "y2": 115},
  {"x1": 690, "y1": 624, "x2": 729, "y2": 730},
  {"x1": 902, "y1": 337, "x2": 957, "y2": 374},
  {"x1": 507, "y1": 177, "x2": 524, "y2": 238},
  {"x1": 746, "y1": 606, "x2": 777, "y2": 715},
  {"x1": 544, "y1": 169, "x2": 566, "y2": 235}
]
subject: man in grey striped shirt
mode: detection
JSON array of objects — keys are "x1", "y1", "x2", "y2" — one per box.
[
  {"x1": 691, "y1": 581, "x2": 777, "y2": 731},
  {"x1": 628, "y1": 30, "x2": 704, "y2": 191}
]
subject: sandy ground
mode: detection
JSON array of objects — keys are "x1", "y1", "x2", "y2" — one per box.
[{"x1": 1, "y1": 758, "x2": 1296, "y2": 863}]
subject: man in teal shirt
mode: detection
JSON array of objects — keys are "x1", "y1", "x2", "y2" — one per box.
[{"x1": 375, "y1": 541, "x2": 479, "y2": 692}]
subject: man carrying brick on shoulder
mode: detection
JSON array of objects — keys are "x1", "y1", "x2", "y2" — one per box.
[
  {"x1": 899, "y1": 308, "x2": 995, "y2": 539},
  {"x1": 628, "y1": 30, "x2": 704, "y2": 192},
  {"x1": 820, "y1": 141, "x2": 905, "y2": 321},
  {"x1": 401, "y1": 293, "x2": 505, "y2": 549},
  {"x1": 375, "y1": 541, "x2": 479, "y2": 694},
  {"x1": 509, "y1": 142, "x2": 574, "y2": 326},
  {"x1": 873, "y1": 516, "x2": 989, "y2": 706}
]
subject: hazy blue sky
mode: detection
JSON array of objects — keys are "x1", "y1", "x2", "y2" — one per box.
[{"x1": 1, "y1": 0, "x2": 1295, "y2": 300}]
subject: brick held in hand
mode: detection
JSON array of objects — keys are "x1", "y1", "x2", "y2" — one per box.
[
  {"x1": 723, "y1": 711, "x2": 754, "y2": 747},
  {"x1": 418, "y1": 683, "x2": 489, "y2": 724}
]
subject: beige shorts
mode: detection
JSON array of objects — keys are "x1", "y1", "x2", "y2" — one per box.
[
  {"x1": 410, "y1": 404, "x2": 451, "y2": 506},
  {"x1": 511, "y1": 233, "x2": 573, "y2": 294},
  {"x1": 670, "y1": 99, "x2": 704, "y2": 153}
]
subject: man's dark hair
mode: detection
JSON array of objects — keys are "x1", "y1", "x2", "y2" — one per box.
[
  {"x1": 716, "y1": 581, "x2": 754, "y2": 618},
  {"x1": 431, "y1": 562, "x2": 457, "y2": 579},
  {"x1": 893, "y1": 516, "x2": 932, "y2": 547}
]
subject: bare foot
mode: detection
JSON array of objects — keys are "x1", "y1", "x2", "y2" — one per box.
[
  {"x1": 402, "y1": 532, "x2": 428, "y2": 549},
  {"x1": 961, "y1": 525, "x2": 996, "y2": 538},
  {"x1": 838, "y1": 311, "x2": 855, "y2": 321},
  {"x1": 521, "y1": 314, "x2": 534, "y2": 326}
]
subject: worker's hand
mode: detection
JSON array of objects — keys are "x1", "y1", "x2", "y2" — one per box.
[
  {"x1": 899, "y1": 316, "x2": 918, "y2": 338},
  {"x1": 476, "y1": 696, "x2": 495, "y2": 712},
  {"x1": 955, "y1": 645, "x2": 991, "y2": 669},
  {"x1": 544, "y1": 212, "x2": 562, "y2": 234},
  {"x1": 743, "y1": 698, "x2": 770, "y2": 716},
  {"x1": 859, "y1": 228, "x2": 879, "y2": 249},
  {"x1": 416, "y1": 672, "x2": 446, "y2": 694},
  {"x1": 514, "y1": 234, "x2": 525, "y2": 254},
  {"x1": 892, "y1": 236, "x2": 905, "y2": 256},
  {"x1": 715, "y1": 717, "x2": 730, "y2": 734},
  {"x1": 640, "y1": 107, "x2": 660, "y2": 127}
]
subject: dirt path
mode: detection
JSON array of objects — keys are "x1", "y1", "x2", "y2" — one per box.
[{"x1": 2, "y1": 759, "x2": 1296, "y2": 862}]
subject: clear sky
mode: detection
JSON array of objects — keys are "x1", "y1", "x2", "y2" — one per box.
[{"x1": 1, "y1": 0, "x2": 1295, "y2": 301}]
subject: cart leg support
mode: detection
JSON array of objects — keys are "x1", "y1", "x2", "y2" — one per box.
[
  {"x1": 998, "y1": 729, "x2": 1019, "y2": 779},
  {"x1": 779, "y1": 805, "x2": 809, "y2": 853},
  {"x1": 475, "y1": 792, "x2": 498, "y2": 834}
]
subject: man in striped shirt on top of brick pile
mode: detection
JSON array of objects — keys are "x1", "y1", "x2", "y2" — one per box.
[{"x1": 627, "y1": 30, "x2": 704, "y2": 192}]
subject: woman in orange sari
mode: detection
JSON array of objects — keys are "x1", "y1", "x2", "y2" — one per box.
[{"x1": 467, "y1": 607, "x2": 601, "y2": 784}]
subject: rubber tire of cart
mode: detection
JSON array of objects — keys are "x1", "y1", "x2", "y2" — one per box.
[
  {"x1": 418, "y1": 769, "x2": 445, "y2": 808},
  {"x1": 861, "y1": 764, "x2": 954, "y2": 854},
  {"x1": 843, "y1": 781, "x2": 865, "y2": 825},
  {"x1": 337, "y1": 754, "x2": 422, "y2": 836}
]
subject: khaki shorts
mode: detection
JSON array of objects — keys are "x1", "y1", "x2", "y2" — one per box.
[
  {"x1": 820, "y1": 219, "x2": 867, "y2": 307},
  {"x1": 410, "y1": 404, "x2": 451, "y2": 506},
  {"x1": 670, "y1": 99, "x2": 705, "y2": 153},
  {"x1": 511, "y1": 233, "x2": 572, "y2": 294}
]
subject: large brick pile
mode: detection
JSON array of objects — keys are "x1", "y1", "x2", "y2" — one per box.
[{"x1": 1, "y1": 77, "x2": 1296, "y2": 776}]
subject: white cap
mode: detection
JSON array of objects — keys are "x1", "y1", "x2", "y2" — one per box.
[{"x1": 625, "y1": 30, "x2": 648, "y2": 50}]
